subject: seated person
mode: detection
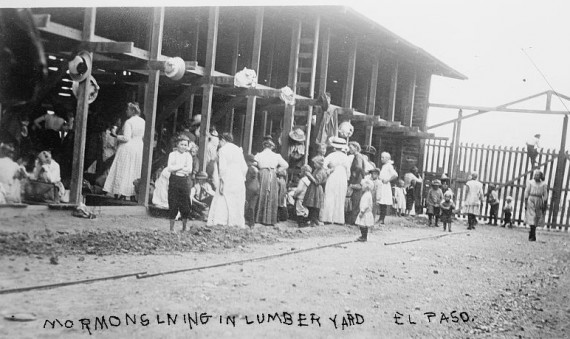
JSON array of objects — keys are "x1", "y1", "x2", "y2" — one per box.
[
  {"x1": 0, "y1": 143, "x2": 27, "y2": 204},
  {"x1": 190, "y1": 171, "x2": 214, "y2": 220},
  {"x1": 152, "y1": 166, "x2": 170, "y2": 209},
  {"x1": 31, "y1": 150, "x2": 66, "y2": 201}
]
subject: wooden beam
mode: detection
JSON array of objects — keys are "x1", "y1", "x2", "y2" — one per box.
[
  {"x1": 92, "y1": 60, "x2": 197, "y2": 71},
  {"x1": 243, "y1": 8, "x2": 264, "y2": 154},
  {"x1": 388, "y1": 60, "x2": 399, "y2": 121},
  {"x1": 364, "y1": 56, "x2": 379, "y2": 147},
  {"x1": 429, "y1": 103, "x2": 569, "y2": 115},
  {"x1": 33, "y1": 14, "x2": 50, "y2": 28},
  {"x1": 198, "y1": 7, "x2": 219, "y2": 172},
  {"x1": 281, "y1": 20, "x2": 302, "y2": 159},
  {"x1": 78, "y1": 41, "x2": 134, "y2": 54},
  {"x1": 427, "y1": 91, "x2": 550, "y2": 129},
  {"x1": 549, "y1": 115, "x2": 568, "y2": 227},
  {"x1": 305, "y1": 16, "x2": 320, "y2": 164},
  {"x1": 342, "y1": 37, "x2": 357, "y2": 108},
  {"x1": 317, "y1": 26, "x2": 330, "y2": 95},
  {"x1": 138, "y1": 7, "x2": 164, "y2": 206},
  {"x1": 70, "y1": 8, "x2": 96, "y2": 204},
  {"x1": 406, "y1": 69, "x2": 417, "y2": 127}
]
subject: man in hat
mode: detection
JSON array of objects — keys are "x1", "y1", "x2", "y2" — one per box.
[
  {"x1": 525, "y1": 133, "x2": 541, "y2": 165},
  {"x1": 190, "y1": 171, "x2": 215, "y2": 221}
]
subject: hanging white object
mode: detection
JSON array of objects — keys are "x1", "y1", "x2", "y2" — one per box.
[
  {"x1": 279, "y1": 86, "x2": 295, "y2": 105},
  {"x1": 234, "y1": 67, "x2": 258, "y2": 88},
  {"x1": 338, "y1": 121, "x2": 354, "y2": 138},
  {"x1": 164, "y1": 57, "x2": 186, "y2": 81},
  {"x1": 72, "y1": 75, "x2": 99, "y2": 104}
]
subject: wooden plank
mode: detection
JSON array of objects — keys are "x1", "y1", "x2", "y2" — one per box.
[
  {"x1": 562, "y1": 156, "x2": 570, "y2": 229},
  {"x1": 342, "y1": 37, "x2": 357, "y2": 108},
  {"x1": 138, "y1": 7, "x2": 164, "y2": 206},
  {"x1": 265, "y1": 29, "x2": 275, "y2": 87},
  {"x1": 228, "y1": 29, "x2": 240, "y2": 140},
  {"x1": 429, "y1": 104, "x2": 568, "y2": 116},
  {"x1": 243, "y1": 7, "x2": 264, "y2": 154},
  {"x1": 427, "y1": 91, "x2": 551, "y2": 130},
  {"x1": 191, "y1": 20, "x2": 200, "y2": 62},
  {"x1": 515, "y1": 146, "x2": 526, "y2": 225},
  {"x1": 211, "y1": 76, "x2": 235, "y2": 86},
  {"x1": 388, "y1": 60, "x2": 399, "y2": 121},
  {"x1": 33, "y1": 14, "x2": 50, "y2": 28},
  {"x1": 198, "y1": 7, "x2": 219, "y2": 172},
  {"x1": 317, "y1": 26, "x2": 330, "y2": 95},
  {"x1": 550, "y1": 115, "x2": 568, "y2": 228},
  {"x1": 280, "y1": 20, "x2": 301, "y2": 159},
  {"x1": 304, "y1": 15, "x2": 320, "y2": 165},
  {"x1": 70, "y1": 8, "x2": 96, "y2": 204},
  {"x1": 406, "y1": 69, "x2": 417, "y2": 127},
  {"x1": 79, "y1": 41, "x2": 134, "y2": 54},
  {"x1": 365, "y1": 56, "x2": 379, "y2": 148}
]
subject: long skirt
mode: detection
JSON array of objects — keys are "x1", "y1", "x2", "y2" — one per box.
[
  {"x1": 103, "y1": 138, "x2": 143, "y2": 196},
  {"x1": 406, "y1": 187, "x2": 415, "y2": 210},
  {"x1": 525, "y1": 196, "x2": 545, "y2": 226},
  {"x1": 256, "y1": 168, "x2": 279, "y2": 225},
  {"x1": 321, "y1": 167, "x2": 348, "y2": 224}
]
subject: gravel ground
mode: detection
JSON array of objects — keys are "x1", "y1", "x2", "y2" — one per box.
[{"x1": 0, "y1": 212, "x2": 569, "y2": 338}]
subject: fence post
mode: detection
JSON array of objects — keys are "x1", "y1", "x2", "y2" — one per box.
[{"x1": 549, "y1": 115, "x2": 568, "y2": 229}]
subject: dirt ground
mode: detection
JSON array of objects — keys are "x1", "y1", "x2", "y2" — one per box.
[{"x1": 0, "y1": 212, "x2": 569, "y2": 338}]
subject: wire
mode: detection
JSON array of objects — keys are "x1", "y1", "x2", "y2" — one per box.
[{"x1": 521, "y1": 48, "x2": 570, "y2": 114}]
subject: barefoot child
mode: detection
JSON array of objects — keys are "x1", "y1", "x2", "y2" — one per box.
[
  {"x1": 426, "y1": 179, "x2": 443, "y2": 227},
  {"x1": 356, "y1": 179, "x2": 375, "y2": 242},
  {"x1": 502, "y1": 196, "x2": 513, "y2": 228},
  {"x1": 440, "y1": 191, "x2": 456, "y2": 232},
  {"x1": 292, "y1": 164, "x2": 311, "y2": 227},
  {"x1": 368, "y1": 168, "x2": 381, "y2": 223},
  {"x1": 167, "y1": 136, "x2": 193, "y2": 232},
  {"x1": 393, "y1": 179, "x2": 406, "y2": 217},
  {"x1": 303, "y1": 156, "x2": 327, "y2": 227}
]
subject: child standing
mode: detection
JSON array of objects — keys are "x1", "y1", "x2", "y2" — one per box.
[
  {"x1": 440, "y1": 191, "x2": 456, "y2": 232},
  {"x1": 292, "y1": 164, "x2": 311, "y2": 227},
  {"x1": 426, "y1": 179, "x2": 443, "y2": 226},
  {"x1": 502, "y1": 196, "x2": 513, "y2": 228},
  {"x1": 167, "y1": 136, "x2": 193, "y2": 232},
  {"x1": 190, "y1": 171, "x2": 215, "y2": 221},
  {"x1": 486, "y1": 184, "x2": 500, "y2": 225},
  {"x1": 393, "y1": 179, "x2": 406, "y2": 217},
  {"x1": 303, "y1": 156, "x2": 327, "y2": 227},
  {"x1": 244, "y1": 154, "x2": 260, "y2": 228},
  {"x1": 356, "y1": 179, "x2": 375, "y2": 242},
  {"x1": 277, "y1": 168, "x2": 289, "y2": 222},
  {"x1": 368, "y1": 168, "x2": 381, "y2": 223}
]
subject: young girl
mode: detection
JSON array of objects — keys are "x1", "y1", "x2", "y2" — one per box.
[
  {"x1": 426, "y1": 179, "x2": 443, "y2": 227},
  {"x1": 440, "y1": 191, "x2": 456, "y2": 232},
  {"x1": 393, "y1": 179, "x2": 406, "y2": 217},
  {"x1": 167, "y1": 136, "x2": 193, "y2": 232},
  {"x1": 356, "y1": 178, "x2": 375, "y2": 242},
  {"x1": 303, "y1": 156, "x2": 327, "y2": 227},
  {"x1": 369, "y1": 168, "x2": 381, "y2": 223},
  {"x1": 277, "y1": 168, "x2": 289, "y2": 222},
  {"x1": 292, "y1": 164, "x2": 311, "y2": 227},
  {"x1": 486, "y1": 184, "x2": 500, "y2": 225},
  {"x1": 502, "y1": 196, "x2": 513, "y2": 228}
]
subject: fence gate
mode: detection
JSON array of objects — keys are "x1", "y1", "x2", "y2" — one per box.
[{"x1": 423, "y1": 140, "x2": 570, "y2": 231}]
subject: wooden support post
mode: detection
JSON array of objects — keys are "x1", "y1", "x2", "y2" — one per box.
[
  {"x1": 317, "y1": 26, "x2": 330, "y2": 95},
  {"x1": 342, "y1": 38, "x2": 357, "y2": 108},
  {"x1": 281, "y1": 20, "x2": 301, "y2": 159},
  {"x1": 138, "y1": 7, "x2": 164, "y2": 206},
  {"x1": 184, "y1": 96, "x2": 194, "y2": 122},
  {"x1": 546, "y1": 91, "x2": 552, "y2": 111},
  {"x1": 191, "y1": 20, "x2": 200, "y2": 62},
  {"x1": 229, "y1": 29, "x2": 240, "y2": 136},
  {"x1": 70, "y1": 8, "x2": 96, "y2": 204},
  {"x1": 172, "y1": 109, "x2": 178, "y2": 134},
  {"x1": 407, "y1": 69, "x2": 417, "y2": 127},
  {"x1": 450, "y1": 109, "x2": 463, "y2": 183},
  {"x1": 243, "y1": 8, "x2": 264, "y2": 154},
  {"x1": 262, "y1": 111, "x2": 268, "y2": 136},
  {"x1": 549, "y1": 115, "x2": 568, "y2": 228},
  {"x1": 364, "y1": 56, "x2": 379, "y2": 148},
  {"x1": 198, "y1": 7, "x2": 219, "y2": 172},
  {"x1": 388, "y1": 60, "x2": 399, "y2": 122},
  {"x1": 304, "y1": 15, "x2": 320, "y2": 165}
]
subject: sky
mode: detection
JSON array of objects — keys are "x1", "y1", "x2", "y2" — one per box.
[{"x1": 11, "y1": 0, "x2": 570, "y2": 150}]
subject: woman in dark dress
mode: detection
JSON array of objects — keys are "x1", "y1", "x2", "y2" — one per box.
[{"x1": 348, "y1": 141, "x2": 366, "y2": 225}]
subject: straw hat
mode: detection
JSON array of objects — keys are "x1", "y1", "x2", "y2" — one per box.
[
  {"x1": 289, "y1": 127, "x2": 306, "y2": 142},
  {"x1": 368, "y1": 167, "x2": 380, "y2": 175},
  {"x1": 68, "y1": 50, "x2": 91, "y2": 82},
  {"x1": 431, "y1": 179, "x2": 442, "y2": 186},
  {"x1": 362, "y1": 145, "x2": 377, "y2": 156},
  {"x1": 329, "y1": 136, "x2": 347, "y2": 150},
  {"x1": 191, "y1": 114, "x2": 202, "y2": 126}
]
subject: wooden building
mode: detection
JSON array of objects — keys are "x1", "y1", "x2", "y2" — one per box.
[{"x1": 23, "y1": 6, "x2": 466, "y2": 206}]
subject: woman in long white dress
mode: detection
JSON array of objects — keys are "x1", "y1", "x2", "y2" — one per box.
[
  {"x1": 377, "y1": 152, "x2": 398, "y2": 224},
  {"x1": 321, "y1": 137, "x2": 350, "y2": 224},
  {"x1": 207, "y1": 133, "x2": 248, "y2": 228},
  {"x1": 463, "y1": 172, "x2": 484, "y2": 230},
  {"x1": 103, "y1": 102, "x2": 145, "y2": 200}
]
